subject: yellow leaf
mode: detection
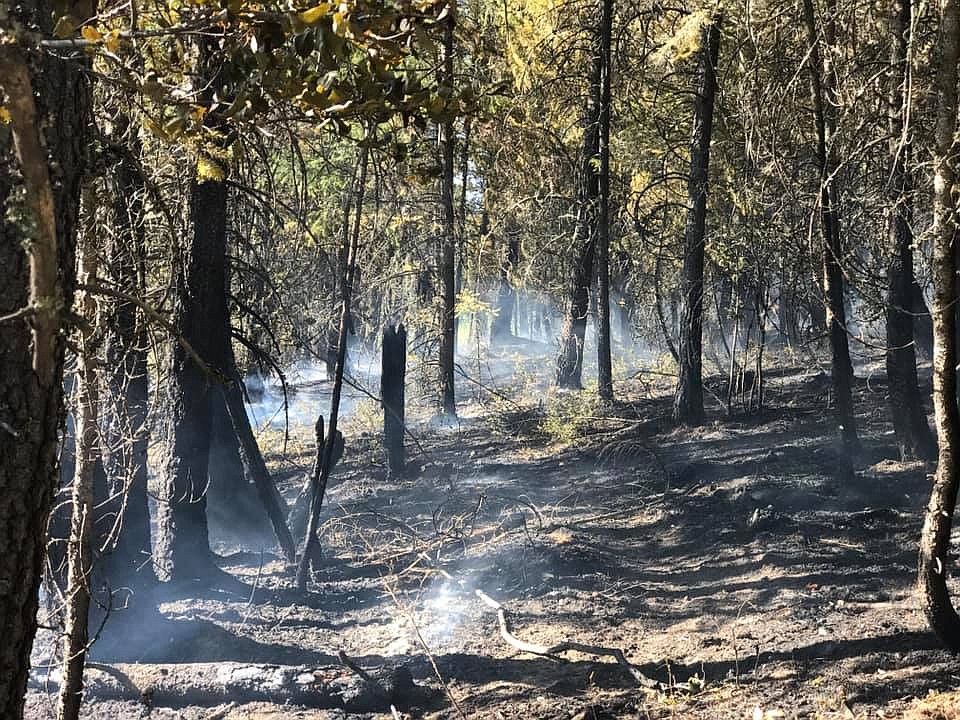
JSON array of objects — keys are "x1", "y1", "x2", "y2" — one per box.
[
  {"x1": 0, "y1": 107, "x2": 10, "y2": 124},
  {"x1": 81, "y1": 25, "x2": 102, "y2": 42},
  {"x1": 331, "y1": 11, "x2": 348, "y2": 36},
  {"x1": 299, "y1": 4, "x2": 331, "y2": 24},
  {"x1": 196, "y1": 156, "x2": 226, "y2": 183},
  {"x1": 104, "y1": 29, "x2": 121, "y2": 53}
]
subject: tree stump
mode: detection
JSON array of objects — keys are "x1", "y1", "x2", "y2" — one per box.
[{"x1": 381, "y1": 325, "x2": 406, "y2": 477}]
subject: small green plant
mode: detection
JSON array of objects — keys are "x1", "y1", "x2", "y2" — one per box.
[{"x1": 539, "y1": 390, "x2": 600, "y2": 444}]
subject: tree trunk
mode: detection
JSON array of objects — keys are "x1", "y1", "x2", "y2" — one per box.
[
  {"x1": 382, "y1": 324, "x2": 407, "y2": 477},
  {"x1": 918, "y1": 0, "x2": 960, "y2": 652},
  {"x1": 437, "y1": 12, "x2": 457, "y2": 418},
  {"x1": 155, "y1": 175, "x2": 225, "y2": 582},
  {"x1": 557, "y1": 19, "x2": 603, "y2": 390},
  {"x1": 596, "y1": 0, "x2": 615, "y2": 403},
  {"x1": 491, "y1": 231, "x2": 519, "y2": 345},
  {"x1": 99, "y1": 140, "x2": 154, "y2": 591},
  {"x1": 57, "y1": 189, "x2": 100, "y2": 720},
  {"x1": 0, "y1": 23, "x2": 88, "y2": 718},
  {"x1": 222, "y1": 376, "x2": 297, "y2": 562},
  {"x1": 297, "y1": 144, "x2": 369, "y2": 590},
  {"x1": 673, "y1": 17, "x2": 721, "y2": 425},
  {"x1": 802, "y1": 0, "x2": 859, "y2": 453},
  {"x1": 885, "y1": 0, "x2": 936, "y2": 461}
]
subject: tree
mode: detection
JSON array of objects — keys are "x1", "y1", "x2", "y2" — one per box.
[
  {"x1": 918, "y1": 0, "x2": 960, "y2": 652},
  {"x1": 557, "y1": 10, "x2": 602, "y2": 390},
  {"x1": 885, "y1": 0, "x2": 936, "y2": 462},
  {"x1": 0, "y1": 19, "x2": 90, "y2": 719},
  {"x1": 801, "y1": 0, "x2": 858, "y2": 453},
  {"x1": 438, "y1": 8, "x2": 458, "y2": 418},
  {"x1": 595, "y1": 0, "x2": 614, "y2": 403},
  {"x1": 673, "y1": 14, "x2": 721, "y2": 425}
]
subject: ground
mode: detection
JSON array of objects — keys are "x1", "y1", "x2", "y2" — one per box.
[{"x1": 23, "y1": 348, "x2": 960, "y2": 719}]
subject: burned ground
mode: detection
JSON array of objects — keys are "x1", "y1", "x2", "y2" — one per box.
[{"x1": 25, "y1": 360, "x2": 960, "y2": 719}]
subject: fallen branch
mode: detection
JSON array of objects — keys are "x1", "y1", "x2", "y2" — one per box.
[{"x1": 475, "y1": 590, "x2": 660, "y2": 689}]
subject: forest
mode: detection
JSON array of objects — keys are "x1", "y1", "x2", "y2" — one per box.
[{"x1": 3, "y1": 0, "x2": 960, "y2": 717}]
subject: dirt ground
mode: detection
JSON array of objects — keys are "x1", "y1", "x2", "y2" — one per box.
[{"x1": 24, "y1": 352, "x2": 960, "y2": 719}]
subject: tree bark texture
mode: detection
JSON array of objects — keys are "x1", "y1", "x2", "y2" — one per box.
[
  {"x1": 885, "y1": 0, "x2": 936, "y2": 461},
  {"x1": 0, "y1": 20, "x2": 89, "y2": 719},
  {"x1": 802, "y1": 0, "x2": 859, "y2": 452},
  {"x1": 918, "y1": 0, "x2": 960, "y2": 652},
  {"x1": 596, "y1": 0, "x2": 615, "y2": 403},
  {"x1": 438, "y1": 13, "x2": 457, "y2": 417},
  {"x1": 382, "y1": 324, "x2": 407, "y2": 477},
  {"x1": 673, "y1": 17, "x2": 720, "y2": 425}
]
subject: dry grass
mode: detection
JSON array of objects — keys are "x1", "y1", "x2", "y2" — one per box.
[{"x1": 903, "y1": 692, "x2": 960, "y2": 720}]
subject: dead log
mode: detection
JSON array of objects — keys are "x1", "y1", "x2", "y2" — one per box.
[
  {"x1": 33, "y1": 661, "x2": 427, "y2": 713},
  {"x1": 381, "y1": 324, "x2": 407, "y2": 477}
]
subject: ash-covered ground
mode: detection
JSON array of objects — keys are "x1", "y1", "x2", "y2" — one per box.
[{"x1": 25, "y1": 350, "x2": 960, "y2": 719}]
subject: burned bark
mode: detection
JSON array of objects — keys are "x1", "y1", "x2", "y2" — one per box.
[
  {"x1": 802, "y1": 0, "x2": 859, "y2": 453},
  {"x1": 0, "y1": 22, "x2": 89, "y2": 719},
  {"x1": 596, "y1": 0, "x2": 614, "y2": 403},
  {"x1": 99, "y1": 138, "x2": 154, "y2": 591},
  {"x1": 557, "y1": 18, "x2": 602, "y2": 390},
  {"x1": 885, "y1": 0, "x2": 936, "y2": 462},
  {"x1": 491, "y1": 231, "x2": 520, "y2": 345},
  {"x1": 155, "y1": 174, "x2": 224, "y2": 582},
  {"x1": 382, "y1": 324, "x2": 407, "y2": 477},
  {"x1": 673, "y1": 16, "x2": 720, "y2": 425},
  {"x1": 437, "y1": 12, "x2": 457, "y2": 418}
]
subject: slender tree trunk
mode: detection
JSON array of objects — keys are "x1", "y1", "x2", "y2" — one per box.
[
  {"x1": 673, "y1": 17, "x2": 721, "y2": 424},
  {"x1": 885, "y1": 0, "x2": 936, "y2": 461},
  {"x1": 491, "y1": 232, "x2": 519, "y2": 345},
  {"x1": 596, "y1": 0, "x2": 615, "y2": 403},
  {"x1": 802, "y1": 0, "x2": 859, "y2": 452},
  {"x1": 382, "y1": 324, "x2": 407, "y2": 477},
  {"x1": 297, "y1": 144, "x2": 369, "y2": 590},
  {"x1": 0, "y1": 25, "x2": 88, "y2": 717},
  {"x1": 557, "y1": 20, "x2": 603, "y2": 389},
  {"x1": 57, "y1": 190, "x2": 99, "y2": 720},
  {"x1": 438, "y1": 10, "x2": 457, "y2": 417},
  {"x1": 222, "y1": 375, "x2": 297, "y2": 562},
  {"x1": 918, "y1": 0, "x2": 960, "y2": 652}
]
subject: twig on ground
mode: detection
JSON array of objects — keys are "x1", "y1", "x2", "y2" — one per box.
[{"x1": 474, "y1": 589, "x2": 661, "y2": 689}]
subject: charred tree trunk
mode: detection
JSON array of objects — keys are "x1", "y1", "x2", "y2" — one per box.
[
  {"x1": 491, "y1": 231, "x2": 520, "y2": 345},
  {"x1": 206, "y1": 395, "x2": 264, "y2": 540},
  {"x1": 885, "y1": 0, "x2": 936, "y2": 461},
  {"x1": 802, "y1": 0, "x2": 859, "y2": 453},
  {"x1": 57, "y1": 190, "x2": 99, "y2": 720},
  {"x1": 155, "y1": 174, "x2": 224, "y2": 582},
  {"x1": 557, "y1": 20, "x2": 603, "y2": 390},
  {"x1": 918, "y1": 0, "x2": 960, "y2": 652},
  {"x1": 0, "y1": 27, "x2": 88, "y2": 719},
  {"x1": 673, "y1": 17, "x2": 720, "y2": 425},
  {"x1": 437, "y1": 12, "x2": 457, "y2": 418},
  {"x1": 99, "y1": 138, "x2": 154, "y2": 591},
  {"x1": 596, "y1": 0, "x2": 614, "y2": 403},
  {"x1": 382, "y1": 325, "x2": 407, "y2": 477},
  {"x1": 297, "y1": 144, "x2": 368, "y2": 590},
  {"x1": 913, "y1": 281, "x2": 934, "y2": 361},
  {"x1": 222, "y1": 373, "x2": 297, "y2": 562}
]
